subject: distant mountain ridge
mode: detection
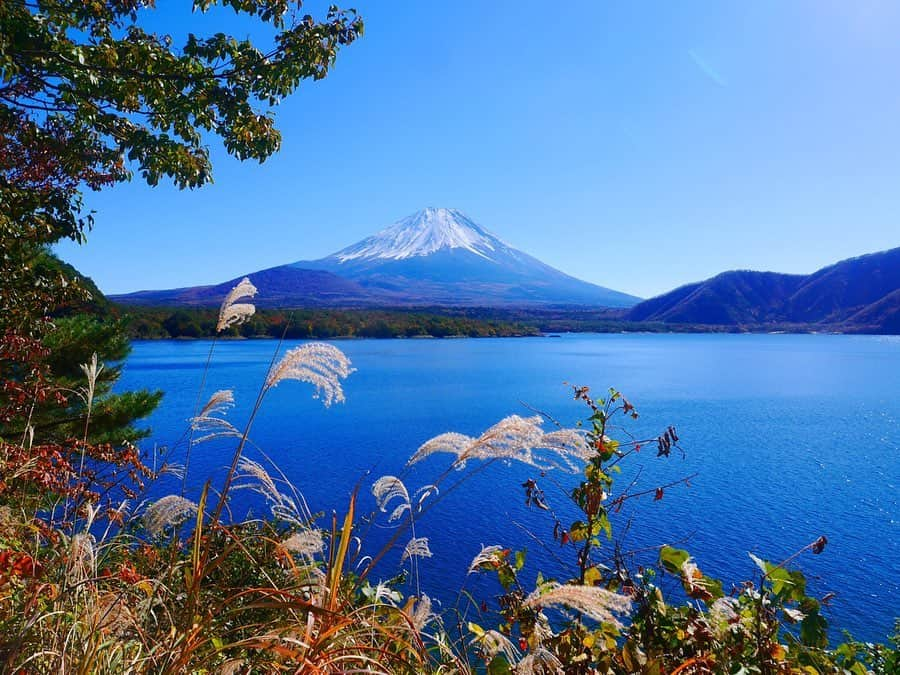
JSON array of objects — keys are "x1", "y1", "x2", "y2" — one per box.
[
  {"x1": 628, "y1": 247, "x2": 900, "y2": 333},
  {"x1": 112, "y1": 208, "x2": 640, "y2": 308}
]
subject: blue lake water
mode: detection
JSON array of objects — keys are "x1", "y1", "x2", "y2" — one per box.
[{"x1": 118, "y1": 334, "x2": 899, "y2": 643}]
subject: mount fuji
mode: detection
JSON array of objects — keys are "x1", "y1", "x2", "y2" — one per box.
[{"x1": 113, "y1": 208, "x2": 639, "y2": 308}]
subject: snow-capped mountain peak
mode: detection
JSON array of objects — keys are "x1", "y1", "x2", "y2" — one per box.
[
  {"x1": 113, "y1": 207, "x2": 641, "y2": 308},
  {"x1": 334, "y1": 208, "x2": 503, "y2": 262}
]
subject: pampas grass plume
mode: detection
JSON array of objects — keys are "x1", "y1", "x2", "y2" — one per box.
[
  {"x1": 217, "y1": 277, "x2": 257, "y2": 332},
  {"x1": 265, "y1": 342, "x2": 353, "y2": 407},
  {"x1": 144, "y1": 495, "x2": 198, "y2": 536},
  {"x1": 523, "y1": 582, "x2": 631, "y2": 627},
  {"x1": 408, "y1": 415, "x2": 591, "y2": 470},
  {"x1": 401, "y1": 537, "x2": 432, "y2": 563}
]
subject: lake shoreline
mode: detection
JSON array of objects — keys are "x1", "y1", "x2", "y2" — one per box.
[
  {"x1": 117, "y1": 303, "x2": 899, "y2": 340},
  {"x1": 125, "y1": 327, "x2": 900, "y2": 342}
]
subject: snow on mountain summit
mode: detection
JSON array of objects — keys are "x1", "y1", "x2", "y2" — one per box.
[{"x1": 334, "y1": 208, "x2": 504, "y2": 262}]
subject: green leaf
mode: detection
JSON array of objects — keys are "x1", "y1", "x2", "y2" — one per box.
[
  {"x1": 596, "y1": 512, "x2": 612, "y2": 540},
  {"x1": 514, "y1": 549, "x2": 526, "y2": 571},
  {"x1": 569, "y1": 521, "x2": 589, "y2": 543},
  {"x1": 487, "y1": 656, "x2": 512, "y2": 675},
  {"x1": 497, "y1": 566, "x2": 516, "y2": 590},
  {"x1": 768, "y1": 567, "x2": 794, "y2": 596},
  {"x1": 659, "y1": 546, "x2": 690, "y2": 574},
  {"x1": 800, "y1": 609, "x2": 828, "y2": 647},
  {"x1": 700, "y1": 575, "x2": 725, "y2": 601}
]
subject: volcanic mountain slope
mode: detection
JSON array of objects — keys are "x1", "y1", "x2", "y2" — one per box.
[
  {"x1": 627, "y1": 247, "x2": 900, "y2": 332},
  {"x1": 293, "y1": 208, "x2": 639, "y2": 306},
  {"x1": 113, "y1": 208, "x2": 640, "y2": 308},
  {"x1": 113, "y1": 265, "x2": 394, "y2": 308}
]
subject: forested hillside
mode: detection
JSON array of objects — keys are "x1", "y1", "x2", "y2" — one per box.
[{"x1": 120, "y1": 306, "x2": 540, "y2": 339}]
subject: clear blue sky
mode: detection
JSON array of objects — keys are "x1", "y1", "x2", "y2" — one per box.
[{"x1": 56, "y1": 0, "x2": 900, "y2": 299}]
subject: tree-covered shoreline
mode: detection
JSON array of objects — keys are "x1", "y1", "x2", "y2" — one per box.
[
  {"x1": 117, "y1": 303, "x2": 897, "y2": 340},
  {"x1": 118, "y1": 306, "x2": 542, "y2": 339}
]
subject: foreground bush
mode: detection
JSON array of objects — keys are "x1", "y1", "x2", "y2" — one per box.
[{"x1": 0, "y1": 279, "x2": 896, "y2": 673}]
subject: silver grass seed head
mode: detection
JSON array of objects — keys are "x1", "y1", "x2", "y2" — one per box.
[
  {"x1": 217, "y1": 277, "x2": 258, "y2": 332},
  {"x1": 523, "y1": 582, "x2": 632, "y2": 627},
  {"x1": 281, "y1": 529, "x2": 325, "y2": 557},
  {"x1": 372, "y1": 475, "x2": 411, "y2": 522},
  {"x1": 468, "y1": 544, "x2": 507, "y2": 574},
  {"x1": 79, "y1": 352, "x2": 103, "y2": 414},
  {"x1": 474, "y1": 629, "x2": 520, "y2": 665},
  {"x1": 236, "y1": 457, "x2": 280, "y2": 500},
  {"x1": 407, "y1": 432, "x2": 472, "y2": 466},
  {"x1": 408, "y1": 415, "x2": 590, "y2": 471},
  {"x1": 408, "y1": 594, "x2": 435, "y2": 632},
  {"x1": 189, "y1": 415, "x2": 242, "y2": 445},
  {"x1": 540, "y1": 428, "x2": 592, "y2": 460},
  {"x1": 144, "y1": 495, "x2": 198, "y2": 536},
  {"x1": 401, "y1": 536, "x2": 432, "y2": 563},
  {"x1": 532, "y1": 612, "x2": 554, "y2": 645},
  {"x1": 516, "y1": 648, "x2": 564, "y2": 675},
  {"x1": 190, "y1": 389, "x2": 241, "y2": 444},
  {"x1": 265, "y1": 342, "x2": 354, "y2": 407},
  {"x1": 199, "y1": 389, "x2": 234, "y2": 418},
  {"x1": 369, "y1": 580, "x2": 403, "y2": 605},
  {"x1": 234, "y1": 457, "x2": 309, "y2": 526},
  {"x1": 67, "y1": 532, "x2": 96, "y2": 585},
  {"x1": 414, "y1": 483, "x2": 439, "y2": 510},
  {"x1": 92, "y1": 592, "x2": 136, "y2": 637}
]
